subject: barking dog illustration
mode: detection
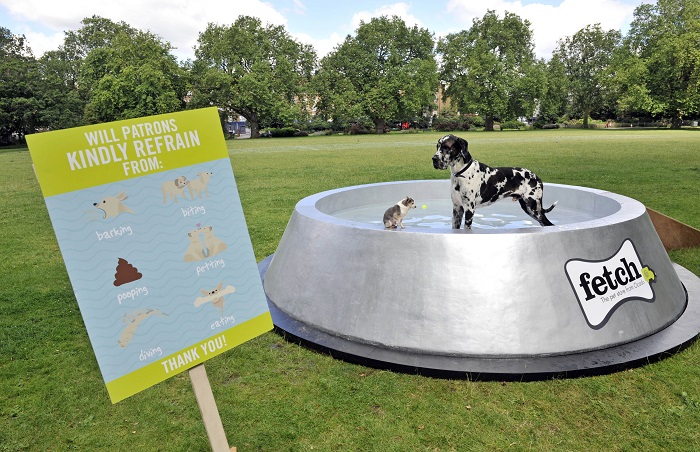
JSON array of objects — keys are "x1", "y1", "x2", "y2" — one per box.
[
  {"x1": 432, "y1": 134, "x2": 556, "y2": 229},
  {"x1": 383, "y1": 196, "x2": 416, "y2": 229},
  {"x1": 93, "y1": 192, "x2": 136, "y2": 219},
  {"x1": 162, "y1": 176, "x2": 189, "y2": 203}
]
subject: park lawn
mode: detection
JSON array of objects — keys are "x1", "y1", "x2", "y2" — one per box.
[{"x1": 1, "y1": 128, "x2": 699, "y2": 450}]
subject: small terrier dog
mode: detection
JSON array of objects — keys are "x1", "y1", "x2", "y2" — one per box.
[{"x1": 383, "y1": 196, "x2": 416, "y2": 229}]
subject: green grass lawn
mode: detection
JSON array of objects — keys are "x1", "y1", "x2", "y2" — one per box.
[{"x1": 1, "y1": 129, "x2": 699, "y2": 450}]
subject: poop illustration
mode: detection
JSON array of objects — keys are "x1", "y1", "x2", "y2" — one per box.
[
  {"x1": 194, "y1": 282, "x2": 236, "y2": 313},
  {"x1": 113, "y1": 258, "x2": 142, "y2": 286},
  {"x1": 184, "y1": 225, "x2": 228, "y2": 262},
  {"x1": 118, "y1": 308, "x2": 166, "y2": 348}
]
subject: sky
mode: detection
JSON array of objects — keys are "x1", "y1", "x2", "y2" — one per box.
[{"x1": 1, "y1": 0, "x2": 647, "y2": 62}]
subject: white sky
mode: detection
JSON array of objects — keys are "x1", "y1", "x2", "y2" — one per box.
[{"x1": 0, "y1": 0, "x2": 646, "y2": 62}]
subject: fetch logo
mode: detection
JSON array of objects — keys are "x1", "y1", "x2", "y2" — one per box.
[{"x1": 565, "y1": 239, "x2": 656, "y2": 329}]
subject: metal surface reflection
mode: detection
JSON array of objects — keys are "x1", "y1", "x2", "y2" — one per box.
[{"x1": 263, "y1": 181, "x2": 691, "y2": 360}]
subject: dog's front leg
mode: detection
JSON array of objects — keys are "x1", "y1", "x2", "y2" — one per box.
[
  {"x1": 463, "y1": 208, "x2": 475, "y2": 229},
  {"x1": 452, "y1": 204, "x2": 465, "y2": 229}
]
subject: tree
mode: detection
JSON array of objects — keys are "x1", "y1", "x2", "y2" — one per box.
[
  {"x1": 30, "y1": 16, "x2": 184, "y2": 128},
  {"x1": 315, "y1": 16, "x2": 438, "y2": 133},
  {"x1": 0, "y1": 27, "x2": 40, "y2": 143},
  {"x1": 438, "y1": 10, "x2": 539, "y2": 131},
  {"x1": 36, "y1": 49, "x2": 85, "y2": 130},
  {"x1": 620, "y1": 0, "x2": 700, "y2": 127},
  {"x1": 39, "y1": 16, "x2": 139, "y2": 128},
  {"x1": 536, "y1": 57, "x2": 568, "y2": 123},
  {"x1": 79, "y1": 25, "x2": 185, "y2": 123},
  {"x1": 554, "y1": 24, "x2": 621, "y2": 127},
  {"x1": 190, "y1": 16, "x2": 316, "y2": 138}
]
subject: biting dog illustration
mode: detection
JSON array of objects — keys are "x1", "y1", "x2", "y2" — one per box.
[
  {"x1": 188, "y1": 172, "x2": 212, "y2": 199},
  {"x1": 93, "y1": 192, "x2": 135, "y2": 219},
  {"x1": 162, "y1": 176, "x2": 189, "y2": 203}
]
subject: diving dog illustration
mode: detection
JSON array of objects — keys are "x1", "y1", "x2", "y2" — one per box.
[
  {"x1": 118, "y1": 308, "x2": 166, "y2": 348},
  {"x1": 93, "y1": 192, "x2": 135, "y2": 219},
  {"x1": 383, "y1": 196, "x2": 416, "y2": 229}
]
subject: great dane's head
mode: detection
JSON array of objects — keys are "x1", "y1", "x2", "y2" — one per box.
[{"x1": 432, "y1": 134, "x2": 470, "y2": 170}]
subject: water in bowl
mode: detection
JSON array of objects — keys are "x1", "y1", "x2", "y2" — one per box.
[{"x1": 333, "y1": 198, "x2": 598, "y2": 229}]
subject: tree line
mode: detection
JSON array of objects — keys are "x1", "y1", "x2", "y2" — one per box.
[{"x1": 1, "y1": 0, "x2": 698, "y2": 142}]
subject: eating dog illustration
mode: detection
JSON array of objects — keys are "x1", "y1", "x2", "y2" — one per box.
[{"x1": 194, "y1": 282, "x2": 236, "y2": 313}]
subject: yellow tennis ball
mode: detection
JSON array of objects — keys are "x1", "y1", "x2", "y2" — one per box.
[{"x1": 422, "y1": 204, "x2": 427, "y2": 209}]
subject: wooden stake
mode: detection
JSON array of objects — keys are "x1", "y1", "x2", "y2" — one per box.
[{"x1": 189, "y1": 364, "x2": 236, "y2": 452}]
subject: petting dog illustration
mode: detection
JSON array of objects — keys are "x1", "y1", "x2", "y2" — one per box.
[
  {"x1": 201, "y1": 225, "x2": 228, "y2": 257},
  {"x1": 432, "y1": 134, "x2": 556, "y2": 229},
  {"x1": 184, "y1": 228, "x2": 207, "y2": 262},
  {"x1": 184, "y1": 225, "x2": 228, "y2": 262}
]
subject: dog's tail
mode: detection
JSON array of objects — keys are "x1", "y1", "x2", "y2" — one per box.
[{"x1": 544, "y1": 201, "x2": 557, "y2": 213}]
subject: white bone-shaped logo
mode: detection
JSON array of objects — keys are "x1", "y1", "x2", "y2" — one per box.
[{"x1": 565, "y1": 239, "x2": 656, "y2": 329}]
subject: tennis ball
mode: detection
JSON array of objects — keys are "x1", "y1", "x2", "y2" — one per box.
[{"x1": 422, "y1": 204, "x2": 427, "y2": 209}]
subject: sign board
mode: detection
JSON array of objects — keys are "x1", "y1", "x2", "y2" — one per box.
[{"x1": 28, "y1": 107, "x2": 272, "y2": 403}]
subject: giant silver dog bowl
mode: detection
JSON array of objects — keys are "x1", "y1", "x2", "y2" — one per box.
[{"x1": 260, "y1": 180, "x2": 700, "y2": 377}]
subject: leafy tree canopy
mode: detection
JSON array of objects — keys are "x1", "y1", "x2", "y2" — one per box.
[
  {"x1": 77, "y1": 19, "x2": 185, "y2": 123},
  {"x1": 190, "y1": 16, "x2": 316, "y2": 137},
  {"x1": 0, "y1": 27, "x2": 40, "y2": 143},
  {"x1": 315, "y1": 15, "x2": 438, "y2": 133},
  {"x1": 621, "y1": 0, "x2": 700, "y2": 127},
  {"x1": 438, "y1": 10, "x2": 538, "y2": 131},
  {"x1": 554, "y1": 24, "x2": 621, "y2": 127}
]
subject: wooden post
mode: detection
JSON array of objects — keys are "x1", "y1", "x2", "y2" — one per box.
[{"x1": 189, "y1": 364, "x2": 236, "y2": 452}]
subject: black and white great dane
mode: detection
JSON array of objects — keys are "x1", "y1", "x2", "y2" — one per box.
[{"x1": 432, "y1": 134, "x2": 556, "y2": 229}]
